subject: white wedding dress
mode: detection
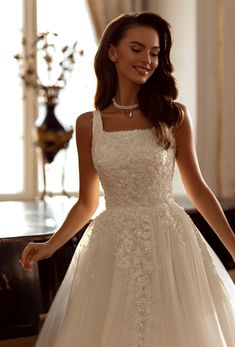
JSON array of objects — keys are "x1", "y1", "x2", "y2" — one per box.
[{"x1": 35, "y1": 110, "x2": 235, "y2": 347}]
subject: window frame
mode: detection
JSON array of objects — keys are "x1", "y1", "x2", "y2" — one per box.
[{"x1": 0, "y1": 0, "x2": 38, "y2": 201}]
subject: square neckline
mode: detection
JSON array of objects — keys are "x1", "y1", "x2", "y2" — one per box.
[{"x1": 98, "y1": 110, "x2": 154, "y2": 134}]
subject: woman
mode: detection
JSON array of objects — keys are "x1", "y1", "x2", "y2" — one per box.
[{"x1": 21, "y1": 12, "x2": 235, "y2": 347}]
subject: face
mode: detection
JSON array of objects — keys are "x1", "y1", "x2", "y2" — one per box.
[{"x1": 108, "y1": 25, "x2": 160, "y2": 86}]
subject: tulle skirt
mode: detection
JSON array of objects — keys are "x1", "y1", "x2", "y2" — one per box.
[{"x1": 35, "y1": 202, "x2": 235, "y2": 347}]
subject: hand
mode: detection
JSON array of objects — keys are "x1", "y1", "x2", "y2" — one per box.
[{"x1": 20, "y1": 241, "x2": 54, "y2": 272}]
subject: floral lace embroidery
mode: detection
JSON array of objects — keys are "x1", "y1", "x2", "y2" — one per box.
[
  {"x1": 112, "y1": 212, "x2": 154, "y2": 347},
  {"x1": 158, "y1": 202, "x2": 188, "y2": 248},
  {"x1": 92, "y1": 112, "x2": 176, "y2": 212}
]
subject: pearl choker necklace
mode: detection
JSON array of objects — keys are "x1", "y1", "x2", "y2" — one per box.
[{"x1": 112, "y1": 97, "x2": 139, "y2": 118}]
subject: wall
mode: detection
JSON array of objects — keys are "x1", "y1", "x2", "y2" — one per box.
[
  {"x1": 196, "y1": 0, "x2": 217, "y2": 193},
  {"x1": 147, "y1": 0, "x2": 197, "y2": 196},
  {"x1": 220, "y1": 0, "x2": 235, "y2": 197}
]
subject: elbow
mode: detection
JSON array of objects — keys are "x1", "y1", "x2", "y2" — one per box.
[
  {"x1": 89, "y1": 203, "x2": 99, "y2": 215},
  {"x1": 185, "y1": 180, "x2": 211, "y2": 204},
  {"x1": 77, "y1": 198, "x2": 99, "y2": 216}
]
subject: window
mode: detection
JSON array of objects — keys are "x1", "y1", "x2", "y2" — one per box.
[
  {"x1": 0, "y1": 1, "x2": 24, "y2": 197},
  {"x1": 0, "y1": 1, "x2": 97, "y2": 199},
  {"x1": 37, "y1": 0, "x2": 97, "y2": 195}
]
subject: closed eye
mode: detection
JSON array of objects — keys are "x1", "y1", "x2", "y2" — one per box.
[
  {"x1": 131, "y1": 47, "x2": 159, "y2": 58},
  {"x1": 131, "y1": 47, "x2": 141, "y2": 53},
  {"x1": 151, "y1": 52, "x2": 159, "y2": 57}
]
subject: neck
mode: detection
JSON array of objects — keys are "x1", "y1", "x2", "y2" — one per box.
[{"x1": 115, "y1": 83, "x2": 139, "y2": 105}]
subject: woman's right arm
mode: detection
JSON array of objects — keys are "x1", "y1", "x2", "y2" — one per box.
[{"x1": 20, "y1": 111, "x2": 100, "y2": 271}]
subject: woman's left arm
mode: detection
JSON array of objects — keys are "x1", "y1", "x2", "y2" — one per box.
[{"x1": 175, "y1": 103, "x2": 235, "y2": 261}]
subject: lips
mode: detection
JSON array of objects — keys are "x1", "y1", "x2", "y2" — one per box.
[{"x1": 133, "y1": 65, "x2": 150, "y2": 75}]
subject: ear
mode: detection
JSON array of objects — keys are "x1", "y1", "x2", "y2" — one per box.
[{"x1": 108, "y1": 44, "x2": 118, "y2": 63}]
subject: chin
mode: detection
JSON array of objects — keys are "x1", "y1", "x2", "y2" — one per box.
[{"x1": 133, "y1": 76, "x2": 150, "y2": 85}]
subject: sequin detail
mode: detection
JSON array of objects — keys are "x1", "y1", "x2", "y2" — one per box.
[{"x1": 111, "y1": 212, "x2": 155, "y2": 346}]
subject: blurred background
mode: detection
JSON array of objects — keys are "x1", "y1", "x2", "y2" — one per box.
[{"x1": 0, "y1": 0, "x2": 234, "y2": 200}]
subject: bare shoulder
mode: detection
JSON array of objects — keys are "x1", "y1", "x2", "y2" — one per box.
[
  {"x1": 174, "y1": 102, "x2": 193, "y2": 135},
  {"x1": 175, "y1": 101, "x2": 187, "y2": 112},
  {"x1": 174, "y1": 101, "x2": 188, "y2": 125},
  {"x1": 75, "y1": 111, "x2": 95, "y2": 140},
  {"x1": 174, "y1": 103, "x2": 194, "y2": 154},
  {"x1": 76, "y1": 111, "x2": 93, "y2": 130}
]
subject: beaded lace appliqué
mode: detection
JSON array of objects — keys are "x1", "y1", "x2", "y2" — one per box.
[{"x1": 111, "y1": 211, "x2": 157, "y2": 347}]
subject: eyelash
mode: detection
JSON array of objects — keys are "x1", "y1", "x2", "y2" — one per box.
[{"x1": 131, "y1": 47, "x2": 159, "y2": 57}]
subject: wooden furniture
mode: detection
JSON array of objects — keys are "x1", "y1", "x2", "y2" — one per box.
[
  {"x1": 0, "y1": 196, "x2": 234, "y2": 339},
  {"x1": 0, "y1": 198, "x2": 99, "y2": 339}
]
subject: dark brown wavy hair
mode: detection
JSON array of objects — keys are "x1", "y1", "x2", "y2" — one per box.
[{"x1": 94, "y1": 12, "x2": 183, "y2": 148}]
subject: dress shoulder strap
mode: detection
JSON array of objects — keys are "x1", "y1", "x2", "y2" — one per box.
[{"x1": 92, "y1": 110, "x2": 103, "y2": 140}]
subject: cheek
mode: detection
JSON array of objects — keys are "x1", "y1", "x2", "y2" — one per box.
[
  {"x1": 115, "y1": 54, "x2": 130, "y2": 70},
  {"x1": 152, "y1": 59, "x2": 159, "y2": 70}
]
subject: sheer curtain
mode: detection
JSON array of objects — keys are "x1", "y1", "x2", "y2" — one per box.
[
  {"x1": 87, "y1": 0, "x2": 146, "y2": 39},
  {"x1": 221, "y1": 0, "x2": 235, "y2": 197},
  {"x1": 197, "y1": 0, "x2": 235, "y2": 198}
]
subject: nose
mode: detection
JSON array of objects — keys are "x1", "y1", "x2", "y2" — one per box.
[{"x1": 141, "y1": 50, "x2": 151, "y2": 65}]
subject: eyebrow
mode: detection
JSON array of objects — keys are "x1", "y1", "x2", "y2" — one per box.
[{"x1": 128, "y1": 41, "x2": 160, "y2": 50}]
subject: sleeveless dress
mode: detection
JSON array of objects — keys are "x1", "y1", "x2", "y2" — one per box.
[{"x1": 35, "y1": 110, "x2": 235, "y2": 347}]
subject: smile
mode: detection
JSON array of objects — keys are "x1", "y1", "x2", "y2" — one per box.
[{"x1": 133, "y1": 65, "x2": 150, "y2": 75}]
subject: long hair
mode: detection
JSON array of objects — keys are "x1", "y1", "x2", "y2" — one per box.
[{"x1": 94, "y1": 12, "x2": 183, "y2": 148}]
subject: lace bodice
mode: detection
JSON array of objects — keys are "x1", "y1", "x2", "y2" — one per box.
[{"x1": 91, "y1": 110, "x2": 176, "y2": 210}]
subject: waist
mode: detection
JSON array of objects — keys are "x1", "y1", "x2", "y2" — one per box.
[{"x1": 105, "y1": 196, "x2": 175, "y2": 212}]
